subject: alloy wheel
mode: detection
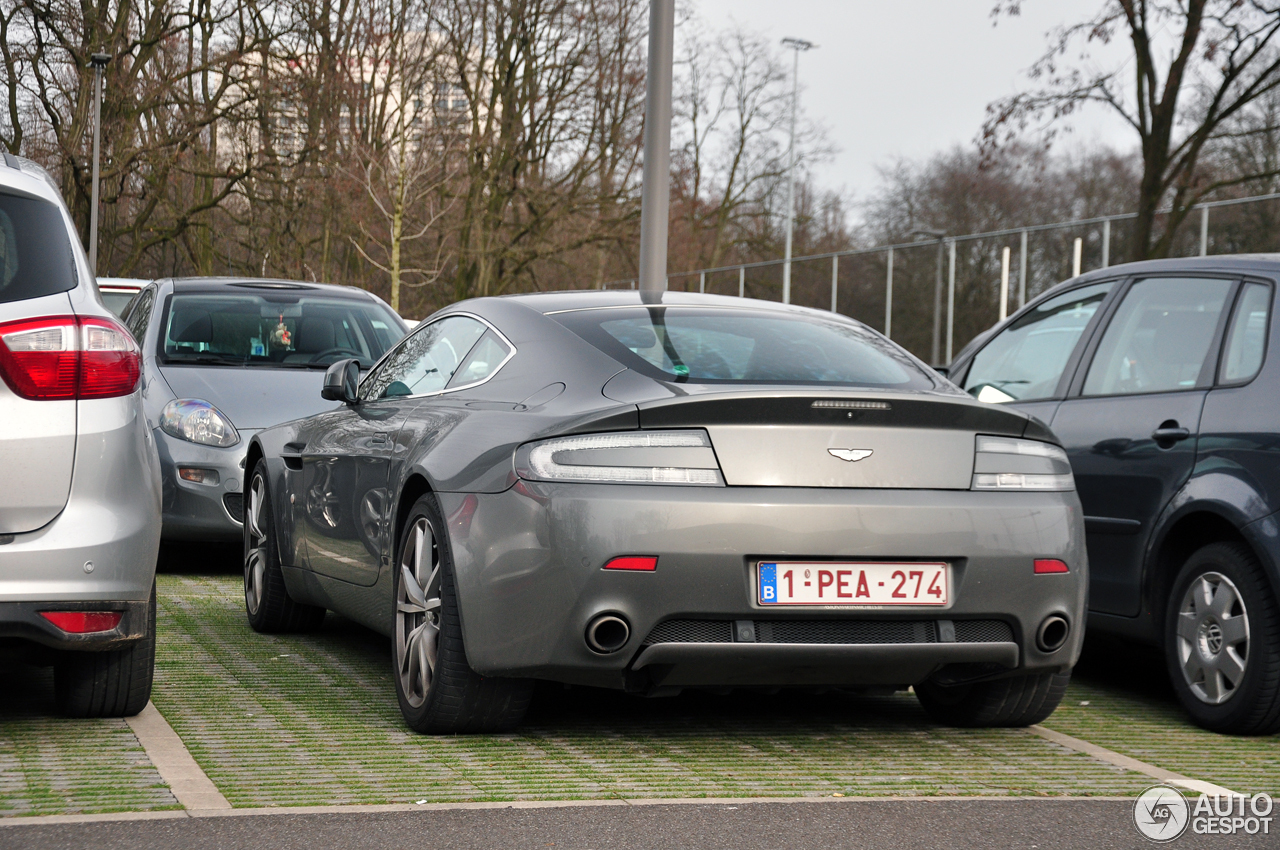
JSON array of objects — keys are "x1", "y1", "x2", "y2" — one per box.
[
  {"x1": 244, "y1": 473, "x2": 268, "y2": 616},
  {"x1": 1176, "y1": 571, "x2": 1251, "y2": 705},
  {"x1": 396, "y1": 517, "x2": 442, "y2": 708}
]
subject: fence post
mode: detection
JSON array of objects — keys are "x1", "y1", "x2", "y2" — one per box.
[
  {"x1": 1200, "y1": 206, "x2": 1209, "y2": 256},
  {"x1": 830, "y1": 255, "x2": 838, "y2": 312},
  {"x1": 1000, "y1": 246, "x2": 1010, "y2": 321},
  {"x1": 1019, "y1": 229, "x2": 1028, "y2": 307},
  {"x1": 699, "y1": 271, "x2": 705, "y2": 294},
  {"x1": 738, "y1": 266, "x2": 745, "y2": 298},
  {"x1": 946, "y1": 239, "x2": 956, "y2": 364},
  {"x1": 1102, "y1": 218, "x2": 1111, "y2": 268},
  {"x1": 885, "y1": 246, "x2": 893, "y2": 339}
]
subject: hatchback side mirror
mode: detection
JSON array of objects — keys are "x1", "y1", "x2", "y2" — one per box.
[{"x1": 322, "y1": 358, "x2": 361, "y2": 405}]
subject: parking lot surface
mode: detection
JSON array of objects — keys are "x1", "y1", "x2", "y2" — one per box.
[{"x1": 1, "y1": 564, "x2": 1276, "y2": 820}]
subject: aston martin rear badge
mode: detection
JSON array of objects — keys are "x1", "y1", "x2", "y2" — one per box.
[{"x1": 828, "y1": 448, "x2": 873, "y2": 462}]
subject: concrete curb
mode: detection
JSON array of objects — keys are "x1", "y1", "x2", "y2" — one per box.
[
  {"x1": 125, "y1": 701, "x2": 232, "y2": 811},
  {"x1": 1028, "y1": 725, "x2": 1235, "y2": 797}
]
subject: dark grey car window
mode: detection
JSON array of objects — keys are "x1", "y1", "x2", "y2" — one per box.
[
  {"x1": 1220, "y1": 282, "x2": 1271, "y2": 384},
  {"x1": 445, "y1": 330, "x2": 512, "y2": 389},
  {"x1": 1083, "y1": 277, "x2": 1232, "y2": 397},
  {"x1": 125, "y1": 288, "x2": 155, "y2": 344},
  {"x1": 0, "y1": 191, "x2": 78, "y2": 304},
  {"x1": 963, "y1": 281, "x2": 1112, "y2": 403},
  {"x1": 556, "y1": 307, "x2": 934, "y2": 389},
  {"x1": 362, "y1": 315, "x2": 487, "y2": 400}
]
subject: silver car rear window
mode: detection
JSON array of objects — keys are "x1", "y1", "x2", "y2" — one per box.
[
  {"x1": 0, "y1": 191, "x2": 78, "y2": 305},
  {"x1": 554, "y1": 306, "x2": 936, "y2": 389}
]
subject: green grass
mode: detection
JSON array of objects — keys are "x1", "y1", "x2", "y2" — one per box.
[
  {"x1": 152, "y1": 574, "x2": 1151, "y2": 807},
  {"x1": 0, "y1": 666, "x2": 178, "y2": 817}
]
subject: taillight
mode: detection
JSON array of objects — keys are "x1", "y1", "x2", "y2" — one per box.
[
  {"x1": 0, "y1": 315, "x2": 139, "y2": 400},
  {"x1": 39, "y1": 611, "x2": 124, "y2": 633}
]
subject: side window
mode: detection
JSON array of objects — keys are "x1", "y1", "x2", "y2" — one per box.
[
  {"x1": 361, "y1": 315, "x2": 486, "y2": 401},
  {"x1": 964, "y1": 281, "x2": 1112, "y2": 403},
  {"x1": 1220, "y1": 282, "x2": 1271, "y2": 384},
  {"x1": 125, "y1": 288, "x2": 155, "y2": 345},
  {"x1": 1082, "y1": 277, "x2": 1233, "y2": 397},
  {"x1": 446, "y1": 330, "x2": 512, "y2": 389}
]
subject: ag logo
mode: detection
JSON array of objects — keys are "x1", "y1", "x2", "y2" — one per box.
[
  {"x1": 828, "y1": 448, "x2": 873, "y2": 462},
  {"x1": 1134, "y1": 785, "x2": 1190, "y2": 842}
]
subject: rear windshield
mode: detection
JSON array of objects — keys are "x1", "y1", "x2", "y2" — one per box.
[
  {"x1": 0, "y1": 191, "x2": 78, "y2": 305},
  {"x1": 159, "y1": 291, "x2": 406, "y2": 368},
  {"x1": 554, "y1": 306, "x2": 936, "y2": 389}
]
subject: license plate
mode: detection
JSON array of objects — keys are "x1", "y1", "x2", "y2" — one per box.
[{"x1": 757, "y1": 561, "x2": 949, "y2": 606}]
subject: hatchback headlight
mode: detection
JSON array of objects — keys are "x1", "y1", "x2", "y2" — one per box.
[
  {"x1": 971, "y1": 435, "x2": 1073, "y2": 491},
  {"x1": 516, "y1": 430, "x2": 724, "y2": 486},
  {"x1": 160, "y1": 399, "x2": 240, "y2": 448}
]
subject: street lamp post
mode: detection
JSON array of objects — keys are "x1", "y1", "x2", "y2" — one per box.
[
  {"x1": 88, "y1": 51, "x2": 111, "y2": 277},
  {"x1": 912, "y1": 228, "x2": 946, "y2": 366},
  {"x1": 637, "y1": 1, "x2": 675, "y2": 302},
  {"x1": 780, "y1": 37, "x2": 815, "y2": 305}
]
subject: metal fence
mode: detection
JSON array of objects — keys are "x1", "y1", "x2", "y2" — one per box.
[{"x1": 608, "y1": 191, "x2": 1280, "y2": 365}]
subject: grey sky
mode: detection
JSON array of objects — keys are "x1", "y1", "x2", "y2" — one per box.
[{"x1": 694, "y1": 0, "x2": 1133, "y2": 202}]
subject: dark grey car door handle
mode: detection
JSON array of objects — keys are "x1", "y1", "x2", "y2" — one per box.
[
  {"x1": 371, "y1": 433, "x2": 389, "y2": 445},
  {"x1": 1152, "y1": 426, "x2": 1191, "y2": 442}
]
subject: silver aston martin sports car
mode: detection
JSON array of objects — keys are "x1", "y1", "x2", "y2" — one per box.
[{"x1": 244, "y1": 291, "x2": 1087, "y2": 733}]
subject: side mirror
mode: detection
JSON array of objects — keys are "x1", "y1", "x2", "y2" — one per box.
[
  {"x1": 322, "y1": 358, "x2": 361, "y2": 405},
  {"x1": 932, "y1": 365, "x2": 950, "y2": 378}
]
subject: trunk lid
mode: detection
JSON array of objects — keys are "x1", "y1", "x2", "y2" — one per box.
[{"x1": 637, "y1": 390, "x2": 1036, "y2": 489}]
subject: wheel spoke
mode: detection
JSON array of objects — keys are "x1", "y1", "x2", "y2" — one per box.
[
  {"x1": 423, "y1": 621, "x2": 439, "y2": 672},
  {"x1": 412, "y1": 521, "x2": 426, "y2": 578},
  {"x1": 1193, "y1": 576, "x2": 1214, "y2": 614},
  {"x1": 401, "y1": 565, "x2": 428, "y2": 610},
  {"x1": 1176, "y1": 612, "x2": 1199, "y2": 642},
  {"x1": 1218, "y1": 614, "x2": 1249, "y2": 647},
  {"x1": 416, "y1": 625, "x2": 432, "y2": 692},
  {"x1": 1182, "y1": 652, "x2": 1204, "y2": 688},
  {"x1": 1202, "y1": 669, "x2": 1224, "y2": 702},
  {"x1": 1209, "y1": 581, "x2": 1237, "y2": 618},
  {"x1": 248, "y1": 478, "x2": 264, "y2": 540},
  {"x1": 1216, "y1": 649, "x2": 1247, "y2": 687}
]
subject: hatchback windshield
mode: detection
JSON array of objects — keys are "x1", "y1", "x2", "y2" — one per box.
[
  {"x1": 555, "y1": 306, "x2": 935, "y2": 389},
  {"x1": 159, "y1": 290, "x2": 405, "y2": 368}
]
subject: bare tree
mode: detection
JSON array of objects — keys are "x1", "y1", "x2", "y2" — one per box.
[{"x1": 985, "y1": 0, "x2": 1280, "y2": 260}]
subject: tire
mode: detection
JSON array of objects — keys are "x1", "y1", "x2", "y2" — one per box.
[
  {"x1": 1164, "y1": 542, "x2": 1280, "y2": 735},
  {"x1": 244, "y1": 460, "x2": 325, "y2": 633},
  {"x1": 55, "y1": 582, "x2": 156, "y2": 718},
  {"x1": 392, "y1": 493, "x2": 533, "y2": 733},
  {"x1": 915, "y1": 669, "x2": 1071, "y2": 727}
]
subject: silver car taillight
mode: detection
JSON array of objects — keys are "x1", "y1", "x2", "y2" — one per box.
[
  {"x1": 0, "y1": 315, "x2": 140, "y2": 400},
  {"x1": 971, "y1": 435, "x2": 1074, "y2": 491},
  {"x1": 516, "y1": 430, "x2": 724, "y2": 486}
]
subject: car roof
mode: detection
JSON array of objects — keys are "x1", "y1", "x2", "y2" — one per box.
[
  {"x1": 497, "y1": 289, "x2": 848, "y2": 318},
  {"x1": 1053, "y1": 254, "x2": 1280, "y2": 293},
  {"x1": 97, "y1": 277, "x2": 149, "y2": 291},
  {"x1": 0, "y1": 153, "x2": 62, "y2": 203},
  {"x1": 160, "y1": 277, "x2": 381, "y2": 301}
]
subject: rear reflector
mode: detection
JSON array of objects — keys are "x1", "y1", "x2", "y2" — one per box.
[
  {"x1": 603, "y1": 556, "x2": 658, "y2": 571},
  {"x1": 1034, "y1": 559, "x2": 1070, "y2": 574},
  {"x1": 39, "y1": 611, "x2": 123, "y2": 633},
  {"x1": 0, "y1": 315, "x2": 139, "y2": 400}
]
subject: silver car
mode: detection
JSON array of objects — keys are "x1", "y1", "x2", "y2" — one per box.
[
  {"x1": 247, "y1": 292, "x2": 1088, "y2": 734},
  {"x1": 119, "y1": 278, "x2": 407, "y2": 542},
  {"x1": 0, "y1": 154, "x2": 162, "y2": 717}
]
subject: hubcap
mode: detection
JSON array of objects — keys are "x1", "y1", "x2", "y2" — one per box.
[
  {"x1": 244, "y1": 474, "x2": 268, "y2": 616},
  {"x1": 1176, "y1": 571, "x2": 1250, "y2": 705},
  {"x1": 395, "y1": 517, "x2": 441, "y2": 709}
]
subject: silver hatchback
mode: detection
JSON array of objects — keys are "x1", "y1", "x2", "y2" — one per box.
[{"x1": 0, "y1": 154, "x2": 162, "y2": 717}]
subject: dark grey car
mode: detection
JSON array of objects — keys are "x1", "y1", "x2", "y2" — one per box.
[
  {"x1": 246, "y1": 291, "x2": 1088, "y2": 733},
  {"x1": 120, "y1": 278, "x2": 407, "y2": 541}
]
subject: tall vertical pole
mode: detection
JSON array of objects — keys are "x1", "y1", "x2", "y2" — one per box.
[
  {"x1": 945, "y1": 239, "x2": 956, "y2": 364},
  {"x1": 88, "y1": 54, "x2": 110, "y2": 276},
  {"x1": 637, "y1": 0, "x2": 675, "y2": 302},
  {"x1": 1018, "y1": 229, "x2": 1028, "y2": 307},
  {"x1": 1200, "y1": 206, "x2": 1209, "y2": 256},
  {"x1": 884, "y1": 246, "x2": 893, "y2": 339},
  {"x1": 830, "y1": 255, "x2": 838, "y2": 312},
  {"x1": 999, "y1": 246, "x2": 1010, "y2": 321},
  {"x1": 1101, "y1": 218, "x2": 1111, "y2": 268},
  {"x1": 931, "y1": 238, "x2": 943, "y2": 365},
  {"x1": 1072, "y1": 237, "x2": 1082, "y2": 277},
  {"x1": 738, "y1": 266, "x2": 745, "y2": 298},
  {"x1": 780, "y1": 39, "x2": 813, "y2": 305},
  {"x1": 699, "y1": 271, "x2": 705, "y2": 294}
]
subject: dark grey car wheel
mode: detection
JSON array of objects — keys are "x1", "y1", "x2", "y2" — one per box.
[
  {"x1": 915, "y1": 669, "x2": 1071, "y2": 727},
  {"x1": 244, "y1": 460, "x2": 325, "y2": 633},
  {"x1": 1165, "y1": 542, "x2": 1280, "y2": 735},
  {"x1": 393, "y1": 494, "x2": 533, "y2": 733}
]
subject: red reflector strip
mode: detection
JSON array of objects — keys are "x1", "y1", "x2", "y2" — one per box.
[
  {"x1": 1034, "y1": 559, "x2": 1070, "y2": 574},
  {"x1": 39, "y1": 611, "x2": 123, "y2": 633},
  {"x1": 603, "y1": 556, "x2": 658, "y2": 571}
]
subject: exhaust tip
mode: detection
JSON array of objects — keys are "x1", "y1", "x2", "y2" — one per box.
[
  {"x1": 585, "y1": 614, "x2": 631, "y2": 654},
  {"x1": 1036, "y1": 615, "x2": 1070, "y2": 652}
]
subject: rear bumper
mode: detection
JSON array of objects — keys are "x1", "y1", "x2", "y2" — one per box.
[
  {"x1": 441, "y1": 483, "x2": 1088, "y2": 690},
  {"x1": 0, "y1": 599, "x2": 150, "y2": 650},
  {"x1": 156, "y1": 428, "x2": 253, "y2": 542}
]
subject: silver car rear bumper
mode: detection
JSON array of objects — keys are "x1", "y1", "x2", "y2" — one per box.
[{"x1": 442, "y1": 483, "x2": 1088, "y2": 690}]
